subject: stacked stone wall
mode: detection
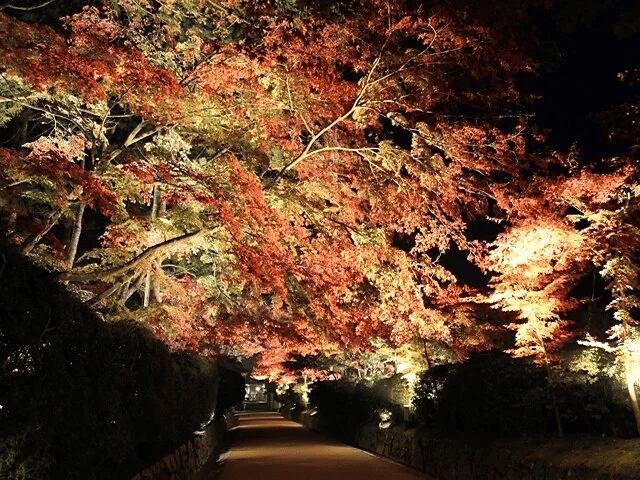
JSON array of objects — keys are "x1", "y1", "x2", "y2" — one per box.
[
  {"x1": 131, "y1": 413, "x2": 237, "y2": 480},
  {"x1": 290, "y1": 409, "x2": 640, "y2": 480}
]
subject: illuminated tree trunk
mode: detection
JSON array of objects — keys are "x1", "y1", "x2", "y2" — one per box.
[
  {"x1": 142, "y1": 273, "x2": 152, "y2": 307},
  {"x1": 144, "y1": 185, "x2": 162, "y2": 307},
  {"x1": 602, "y1": 249, "x2": 640, "y2": 436},
  {"x1": 65, "y1": 203, "x2": 85, "y2": 268},
  {"x1": 120, "y1": 274, "x2": 146, "y2": 305},
  {"x1": 89, "y1": 271, "x2": 139, "y2": 309},
  {"x1": 578, "y1": 321, "x2": 640, "y2": 435},
  {"x1": 623, "y1": 352, "x2": 640, "y2": 435},
  {"x1": 620, "y1": 310, "x2": 640, "y2": 436}
]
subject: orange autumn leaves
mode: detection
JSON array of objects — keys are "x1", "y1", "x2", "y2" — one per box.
[{"x1": 1, "y1": 1, "x2": 638, "y2": 380}]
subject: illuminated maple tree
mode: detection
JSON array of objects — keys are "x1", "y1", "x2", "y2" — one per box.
[{"x1": 0, "y1": 0, "x2": 638, "y2": 407}]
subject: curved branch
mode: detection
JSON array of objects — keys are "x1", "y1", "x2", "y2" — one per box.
[
  {"x1": 22, "y1": 208, "x2": 64, "y2": 255},
  {"x1": 265, "y1": 56, "x2": 385, "y2": 188},
  {"x1": 107, "y1": 120, "x2": 162, "y2": 163},
  {"x1": 0, "y1": 0, "x2": 55, "y2": 11},
  {"x1": 58, "y1": 230, "x2": 202, "y2": 283}
]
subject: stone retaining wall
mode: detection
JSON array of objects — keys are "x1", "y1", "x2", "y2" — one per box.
[
  {"x1": 131, "y1": 413, "x2": 236, "y2": 480},
  {"x1": 291, "y1": 409, "x2": 640, "y2": 480}
]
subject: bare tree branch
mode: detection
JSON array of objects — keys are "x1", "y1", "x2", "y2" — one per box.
[
  {"x1": 108, "y1": 120, "x2": 162, "y2": 162},
  {"x1": 265, "y1": 52, "x2": 389, "y2": 187},
  {"x1": 0, "y1": 0, "x2": 55, "y2": 11},
  {"x1": 22, "y1": 208, "x2": 64, "y2": 255}
]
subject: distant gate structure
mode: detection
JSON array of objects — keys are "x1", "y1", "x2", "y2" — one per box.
[{"x1": 240, "y1": 380, "x2": 280, "y2": 411}]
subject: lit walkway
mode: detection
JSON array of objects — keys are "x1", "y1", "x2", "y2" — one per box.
[{"x1": 214, "y1": 412, "x2": 431, "y2": 480}]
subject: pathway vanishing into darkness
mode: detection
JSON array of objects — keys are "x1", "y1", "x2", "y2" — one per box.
[{"x1": 199, "y1": 412, "x2": 434, "y2": 480}]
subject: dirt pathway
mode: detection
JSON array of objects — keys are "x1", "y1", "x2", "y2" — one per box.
[{"x1": 205, "y1": 412, "x2": 432, "y2": 480}]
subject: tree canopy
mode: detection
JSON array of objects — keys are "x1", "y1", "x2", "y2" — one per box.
[{"x1": 1, "y1": 0, "x2": 639, "y2": 393}]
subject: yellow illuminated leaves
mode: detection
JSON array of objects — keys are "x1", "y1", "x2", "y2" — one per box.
[{"x1": 488, "y1": 224, "x2": 587, "y2": 280}]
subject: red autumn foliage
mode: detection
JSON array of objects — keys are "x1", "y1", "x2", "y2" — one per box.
[{"x1": 1, "y1": 0, "x2": 639, "y2": 383}]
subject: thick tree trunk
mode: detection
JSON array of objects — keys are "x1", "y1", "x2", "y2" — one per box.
[{"x1": 65, "y1": 203, "x2": 85, "y2": 268}]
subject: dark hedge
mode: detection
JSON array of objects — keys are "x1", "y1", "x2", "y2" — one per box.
[
  {"x1": 412, "y1": 352, "x2": 637, "y2": 437},
  {"x1": 0, "y1": 237, "x2": 228, "y2": 480}
]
